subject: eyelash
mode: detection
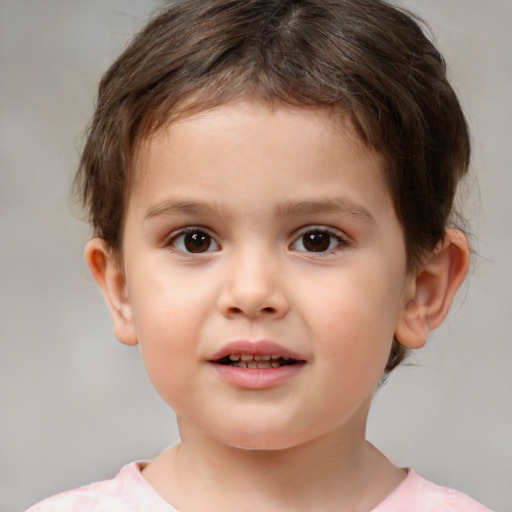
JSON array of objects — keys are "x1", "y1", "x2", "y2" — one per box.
[
  {"x1": 290, "y1": 226, "x2": 347, "y2": 255},
  {"x1": 167, "y1": 227, "x2": 220, "y2": 254},
  {"x1": 166, "y1": 226, "x2": 348, "y2": 255}
]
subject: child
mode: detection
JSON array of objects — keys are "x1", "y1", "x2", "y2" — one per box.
[{"x1": 27, "y1": 0, "x2": 492, "y2": 510}]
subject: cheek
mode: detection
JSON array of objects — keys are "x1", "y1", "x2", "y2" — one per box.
[
  {"x1": 129, "y1": 263, "x2": 210, "y2": 338},
  {"x1": 128, "y1": 280, "x2": 205, "y2": 401},
  {"x1": 301, "y1": 263, "x2": 403, "y2": 362}
]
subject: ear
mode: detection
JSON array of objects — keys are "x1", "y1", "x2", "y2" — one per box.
[
  {"x1": 394, "y1": 229, "x2": 469, "y2": 349},
  {"x1": 84, "y1": 238, "x2": 138, "y2": 346}
]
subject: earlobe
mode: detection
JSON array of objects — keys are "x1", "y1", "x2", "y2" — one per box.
[
  {"x1": 395, "y1": 229, "x2": 469, "y2": 349},
  {"x1": 84, "y1": 238, "x2": 138, "y2": 346}
]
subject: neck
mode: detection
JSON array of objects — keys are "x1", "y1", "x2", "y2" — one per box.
[{"x1": 143, "y1": 417, "x2": 405, "y2": 512}]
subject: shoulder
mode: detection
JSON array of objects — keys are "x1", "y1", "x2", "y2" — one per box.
[
  {"x1": 374, "y1": 469, "x2": 493, "y2": 512},
  {"x1": 25, "y1": 462, "x2": 176, "y2": 512}
]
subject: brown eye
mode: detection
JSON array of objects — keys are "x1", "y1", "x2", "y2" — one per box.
[
  {"x1": 291, "y1": 228, "x2": 344, "y2": 253},
  {"x1": 172, "y1": 230, "x2": 219, "y2": 253},
  {"x1": 302, "y1": 232, "x2": 331, "y2": 252},
  {"x1": 184, "y1": 232, "x2": 211, "y2": 252}
]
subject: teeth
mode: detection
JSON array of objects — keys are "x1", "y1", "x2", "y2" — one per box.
[
  {"x1": 231, "y1": 360, "x2": 282, "y2": 369},
  {"x1": 254, "y1": 354, "x2": 271, "y2": 361},
  {"x1": 235, "y1": 354, "x2": 283, "y2": 362},
  {"x1": 225, "y1": 354, "x2": 296, "y2": 368}
]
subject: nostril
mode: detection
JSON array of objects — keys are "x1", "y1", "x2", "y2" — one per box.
[
  {"x1": 219, "y1": 292, "x2": 288, "y2": 319},
  {"x1": 225, "y1": 305, "x2": 278, "y2": 317}
]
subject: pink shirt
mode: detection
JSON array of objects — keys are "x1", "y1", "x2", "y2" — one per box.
[{"x1": 27, "y1": 462, "x2": 492, "y2": 511}]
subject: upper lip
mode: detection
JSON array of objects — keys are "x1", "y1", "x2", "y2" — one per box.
[{"x1": 208, "y1": 340, "x2": 305, "y2": 362}]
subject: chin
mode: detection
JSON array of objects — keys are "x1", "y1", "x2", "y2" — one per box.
[
  {"x1": 226, "y1": 435, "x2": 296, "y2": 452},
  {"x1": 203, "y1": 421, "x2": 321, "y2": 452}
]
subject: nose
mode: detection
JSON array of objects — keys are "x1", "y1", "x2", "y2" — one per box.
[{"x1": 217, "y1": 251, "x2": 289, "y2": 320}]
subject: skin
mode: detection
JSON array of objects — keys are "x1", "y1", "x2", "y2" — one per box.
[{"x1": 86, "y1": 100, "x2": 469, "y2": 511}]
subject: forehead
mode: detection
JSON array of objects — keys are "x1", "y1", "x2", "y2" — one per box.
[
  {"x1": 126, "y1": 100, "x2": 396, "y2": 236},
  {"x1": 133, "y1": 99, "x2": 383, "y2": 189}
]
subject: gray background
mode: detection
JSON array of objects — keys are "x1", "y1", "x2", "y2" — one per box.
[{"x1": 1, "y1": 1, "x2": 510, "y2": 511}]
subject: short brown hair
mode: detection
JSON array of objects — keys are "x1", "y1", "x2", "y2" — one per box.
[{"x1": 75, "y1": 0, "x2": 470, "y2": 375}]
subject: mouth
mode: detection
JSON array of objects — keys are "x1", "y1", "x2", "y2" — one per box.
[
  {"x1": 208, "y1": 341, "x2": 305, "y2": 388},
  {"x1": 213, "y1": 353, "x2": 300, "y2": 369}
]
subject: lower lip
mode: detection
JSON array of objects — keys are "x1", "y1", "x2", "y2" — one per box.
[{"x1": 210, "y1": 363, "x2": 305, "y2": 390}]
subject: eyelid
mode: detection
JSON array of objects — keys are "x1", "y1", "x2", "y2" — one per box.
[
  {"x1": 290, "y1": 225, "x2": 348, "y2": 254},
  {"x1": 166, "y1": 226, "x2": 220, "y2": 254}
]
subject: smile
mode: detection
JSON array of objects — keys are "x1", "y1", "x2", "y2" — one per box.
[
  {"x1": 214, "y1": 354, "x2": 298, "y2": 369},
  {"x1": 208, "y1": 341, "x2": 306, "y2": 389}
]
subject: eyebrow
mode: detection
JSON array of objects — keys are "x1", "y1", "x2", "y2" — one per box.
[
  {"x1": 275, "y1": 198, "x2": 376, "y2": 225},
  {"x1": 144, "y1": 200, "x2": 223, "y2": 221},
  {"x1": 144, "y1": 198, "x2": 376, "y2": 225}
]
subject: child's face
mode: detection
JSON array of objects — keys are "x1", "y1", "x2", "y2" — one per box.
[{"x1": 112, "y1": 101, "x2": 415, "y2": 449}]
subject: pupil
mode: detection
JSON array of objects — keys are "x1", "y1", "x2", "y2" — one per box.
[
  {"x1": 303, "y1": 232, "x2": 330, "y2": 252},
  {"x1": 184, "y1": 232, "x2": 211, "y2": 253}
]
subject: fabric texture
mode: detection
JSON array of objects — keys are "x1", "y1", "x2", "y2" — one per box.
[{"x1": 26, "y1": 462, "x2": 492, "y2": 511}]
